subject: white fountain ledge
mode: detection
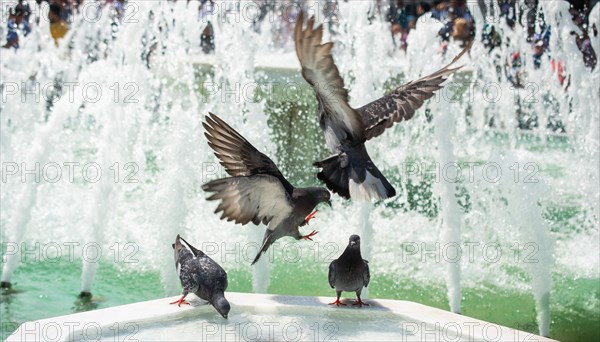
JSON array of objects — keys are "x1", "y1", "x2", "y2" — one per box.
[{"x1": 7, "y1": 292, "x2": 556, "y2": 342}]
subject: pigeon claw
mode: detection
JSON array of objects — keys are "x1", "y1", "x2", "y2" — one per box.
[
  {"x1": 304, "y1": 210, "x2": 317, "y2": 225},
  {"x1": 328, "y1": 298, "x2": 346, "y2": 306},
  {"x1": 169, "y1": 296, "x2": 190, "y2": 307},
  {"x1": 301, "y1": 230, "x2": 319, "y2": 241},
  {"x1": 352, "y1": 299, "x2": 369, "y2": 307}
]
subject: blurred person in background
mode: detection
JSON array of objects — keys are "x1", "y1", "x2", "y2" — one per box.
[
  {"x1": 388, "y1": 0, "x2": 431, "y2": 52},
  {"x1": 198, "y1": 0, "x2": 215, "y2": 53},
  {"x1": 482, "y1": 23, "x2": 501, "y2": 52},
  {"x1": 531, "y1": 32, "x2": 549, "y2": 69},
  {"x1": 452, "y1": 17, "x2": 472, "y2": 47},
  {"x1": 48, "y1": 3, "x2": 69, "y2": 46},
  {"x1": 15, "y1": 0, "x2": 32, "y2": 34},
  {"x1": 437, "y1": 0, "x2": 474, "y2": 54},
  {"x1": 569, "y1": 2, "x2": 597, "y2": 69},
  {"x1": 3, "y1": 7, "x2": 27, "y2": 49},
  {"x1": 388, "y1": 0, "x2": 411, "y2": 51}
]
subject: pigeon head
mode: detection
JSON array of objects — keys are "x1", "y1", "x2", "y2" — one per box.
[
  {"x1": 173, "y1": 235, "x2": 184, "y2": 266},
  {"x1": 348, "y1": 234, "x2": 361, "y2": 248},
  {"x1": 213, "y1": 295, "x2": 231, "y2": 319}
]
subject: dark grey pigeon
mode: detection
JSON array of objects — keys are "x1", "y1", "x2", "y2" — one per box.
[
  {"x1": 202, "y1": 113, "x2": 331, "y2": 265},
  {"x1": 170, "y1": 234, "x2": 230, "y2": 319},
  {"x1": 328, "y1": 234, "x2": 370, "y2": 307},
  {"x1": 294, "y1": 13, "x2": 470, "y2": 200}
]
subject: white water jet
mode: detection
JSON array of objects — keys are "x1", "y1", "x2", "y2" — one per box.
[
  {"x1": 335, "y1": 1, "x2": 392, "y2": 300},
  {"x1": 433, "y1": 94, "x2": 463, "y2": 314},
  {"x1": 0, "y1": 177, "x2": 37, "y2": 287},
  {"x1": 80, "y1": 111, "x2": 114, "y2": 295},
  {"x1": 498, "y1": 155, "x2": 554, "y2": 337},
  {"x1": 405, "y1": 10, "x2": 467, "y2": 314},
  {"x1": 147, "y1": 1, "x2": 206, "y2": 295},
  {"x1": 0, "y1": 2, "x2": 87, "y2": 286},
  {"x1": 208, "y1": 1, "x2": 273, "y2": 293},
  {"x1": 540, "y1": 0, "x2": 600, "y2": 228},
  {"x1": 74, "y1": 7, "x2": 124, "y2": 296}
]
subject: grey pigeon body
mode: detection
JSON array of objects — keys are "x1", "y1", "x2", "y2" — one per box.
[
  {"x1": 328, "y1": 235, "x2": 370, "y2": 307},
  {"x1": 202, "y1": 113, "x2": 331, "y2": 265},
  {"x1": 172, "y1": 234, "x2": 230, "y2": 318},
  {"x1": 294, "y1": 13, "x2": 470, "y2": 200}
]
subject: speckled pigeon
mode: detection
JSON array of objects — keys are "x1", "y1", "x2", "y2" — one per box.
[
  {"x1": 202, "y1": 113, "x2": 331, "y2": 265},
  {"x1": 328, "y1": 234, "x2": 370, "y2": 307},
  {"x1": 170, "y1": 234, "x2": 230, "y2": 319},
  {"x1": 294, "y1": 12, "x2": 470, "y2": 200}
]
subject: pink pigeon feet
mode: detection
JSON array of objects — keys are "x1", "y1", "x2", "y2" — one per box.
[
  {"x1": 169, "y1": 296, "x2": 190, "y2": 307},
  {"x1": 301, "y1": 230, "x2": 319, "y2": 241},
  {"x1": 328, "y1": 298, "x2": 347, "y2": 306},
  {"x1": 304, "y1": 210, "x2": 317, "y2": 225}
]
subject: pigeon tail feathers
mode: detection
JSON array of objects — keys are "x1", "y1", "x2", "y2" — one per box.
[
  {"x1": 251, "y1": 229, "x2": 276, "y2": 265},
  {"x1": 314, "y1": 154, "x2": 351, "y2": 199},
  {"x1": 349, "y1": 169, "x2": 395, "y2": 201},
  {"x1": 314, "y1": 153, "x2": 395, "y2": 201}
]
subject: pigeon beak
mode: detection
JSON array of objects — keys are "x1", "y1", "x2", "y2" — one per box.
[{"x1": 350, "y1": 241, "x2": 356, "y2": 246}]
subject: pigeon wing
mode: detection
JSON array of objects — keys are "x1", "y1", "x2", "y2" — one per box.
[
  {"x1": 363, "y1": 259, "x2": 370, "y2": 287},
  {"x1": 356, "y1": 44, "x2": 471, "y2": 140},
  {"x1": 202, "y1": 175, "x2": 293, "y2": 229},
  {"x1": 180, "y1": 260, "x2": 200, "y2": 293},
  {"x1": 294, "y1": 13, "x2": 365, "y2": 144},
  {"x1": 204, "y1": 113, "x2": 294, "y2": 193},
  {"x1": 328, "y1": 260, "x2": 337, "y2": 288},
  {"x1": 196, "y1": 256, "x2": 228, "y2": 292}
]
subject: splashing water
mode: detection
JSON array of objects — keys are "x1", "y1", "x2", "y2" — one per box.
[{"x1": 1, "y1": 1, "x2": 598, "y2": 340}]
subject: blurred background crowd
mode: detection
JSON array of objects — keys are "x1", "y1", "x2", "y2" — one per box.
[{"x1": 2, "y1": 0, "x2": 598, "y2": 80}]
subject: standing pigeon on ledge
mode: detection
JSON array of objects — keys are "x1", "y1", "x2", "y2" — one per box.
[
  {"x1": 171, "y1": 234, "x2": 230, "y2": 319},
  {"x1": 202, "y1": 113, "x2": 332, "y2": 265},
  {"x1": 328, "y1": 234, "x2": 370, "y2": 307},
  {"x1": 294, "y1": 12, "x2": 471, "y2": 200}
]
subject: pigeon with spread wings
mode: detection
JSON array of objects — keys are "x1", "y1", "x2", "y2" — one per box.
[
  {"x1": 294, "y1": 13, "x2": 470, "y2": 200},
  {"x1": 202, "y1": 113, "x2": 331, "y2": 265}
]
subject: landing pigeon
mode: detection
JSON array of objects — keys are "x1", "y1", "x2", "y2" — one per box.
[
  {"x1": 294, "y1": 13, "x2": 470, "y2": 200},
  {"x1": 328, "y1": 234, "x2": 370, "y2": 307},
  {"x1": 170, "y1": 234, "x2": 230, "y2": 319},
  {"x1": 202, "y1": 113, "x2": 331, "y2": 265}
]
